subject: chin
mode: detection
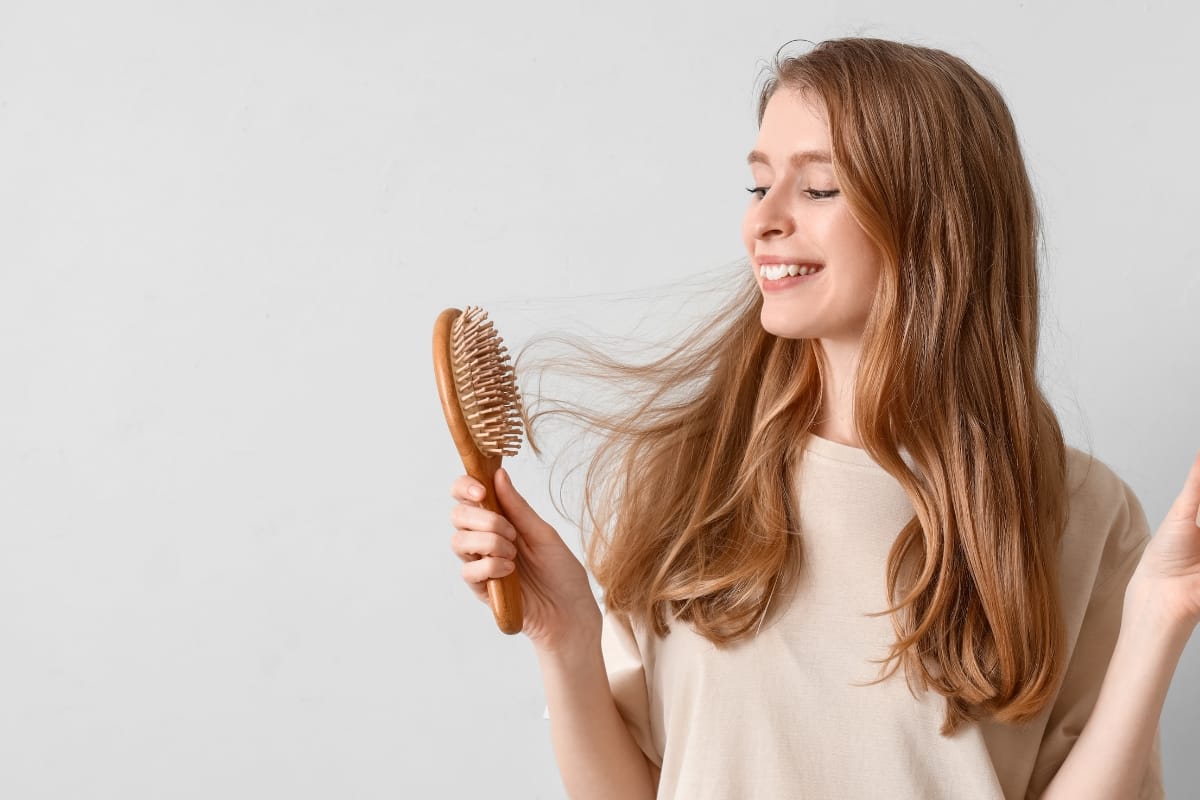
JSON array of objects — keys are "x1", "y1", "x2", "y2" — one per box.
[
  {"x1": 759, "y1": 310, "x2": 813, "y2": 340},
  {"x1": 758, "y1": 316, "x2": 816, "y2": 340}
]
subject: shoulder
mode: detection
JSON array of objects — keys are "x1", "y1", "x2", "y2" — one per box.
[
  {"x1": 1064, "y1": 444, "x2": 1136, "y2": 510},
  {"x1": 1061, "y1": 445, "x2": 1152, "y2": 601}
]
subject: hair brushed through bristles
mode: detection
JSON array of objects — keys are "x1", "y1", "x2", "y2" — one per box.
[{"x1": 450, "y1": 305, "x2": 524, "y2": 457}]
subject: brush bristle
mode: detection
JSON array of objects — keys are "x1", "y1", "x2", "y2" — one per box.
[{"x1": 449, "y1": 306, "x2": 524, "y2": 457}]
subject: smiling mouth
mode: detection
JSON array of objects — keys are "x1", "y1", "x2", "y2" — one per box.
[{"x1": 759, "y1": 263, "x2": 825, "y2": 281}]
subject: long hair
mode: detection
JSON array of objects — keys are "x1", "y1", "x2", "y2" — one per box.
[{"x1": 515, "y1": 36, "x2": 1068, "y2": 737}]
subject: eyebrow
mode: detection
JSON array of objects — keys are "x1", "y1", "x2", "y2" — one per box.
[{"x1": 746, "y1": 149, "x2": 833, "y2": 168}]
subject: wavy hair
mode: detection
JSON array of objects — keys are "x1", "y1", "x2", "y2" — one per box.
[{"x1": 515, "y1": 37, "x2": 1069, "y2": 736}]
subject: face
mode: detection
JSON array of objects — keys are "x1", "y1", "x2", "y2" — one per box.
[{"x1": 741, "y1": 87, "x2": 882, "y2": 344}]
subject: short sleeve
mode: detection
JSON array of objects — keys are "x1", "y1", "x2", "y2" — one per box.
[
  {"x1": 600, "y1": 607, "x2": 662, "y2": 778},
  {"x1": 1024, "y1": 481, "x2": 1165, "y2": 799}
]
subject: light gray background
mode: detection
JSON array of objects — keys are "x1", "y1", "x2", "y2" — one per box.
[{"x1": 1, "y1": 1, "x2": 1197, "y2": 798}]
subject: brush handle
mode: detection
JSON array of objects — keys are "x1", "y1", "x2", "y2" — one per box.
[
  {"x1": 432, "y1": 307, "x2": 525, "y2": 635},
  {"x1": 459, "y1": 448, "x2": 524, "y2": 635}
]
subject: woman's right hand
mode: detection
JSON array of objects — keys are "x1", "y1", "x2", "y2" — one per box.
[{"x1": 449, "y1": 466, "x2": 601, "y2": 654}]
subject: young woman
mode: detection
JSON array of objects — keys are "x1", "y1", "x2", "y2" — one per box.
[{"x1": 446, "y1": 37, "x2": 1198, "y2": 799}]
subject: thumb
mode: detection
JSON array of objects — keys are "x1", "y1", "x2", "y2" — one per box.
[
  {"x1": 1166, "y1": 448, "x2": 1200, "y2": 528},
  {"x1": 493, "y1": 467, "x2": 558, "y2": 542}
]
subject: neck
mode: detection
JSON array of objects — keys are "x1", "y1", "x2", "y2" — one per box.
[{"x1": 811, "y1": 337, "x2": 862, "y2": 448}]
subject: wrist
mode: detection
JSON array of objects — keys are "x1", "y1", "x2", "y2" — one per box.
[
  {"x1": 534, "y1": 604, "x2": 603, "y2": 662},
  {"x1": 535, "y1": 631, "x2": 603, "y2": 671},
  {"x1": 1122, "y1": 578, "x2": 1196, "y2": 648}
]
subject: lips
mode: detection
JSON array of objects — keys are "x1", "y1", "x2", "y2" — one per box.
[{"x1": 755, "y1": 255, "x2": 823, "y2": 265}]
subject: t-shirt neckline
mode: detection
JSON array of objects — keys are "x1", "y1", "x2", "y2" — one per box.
[{"x1": 802, "y1": 432, "x2": 885, "y2": 469}]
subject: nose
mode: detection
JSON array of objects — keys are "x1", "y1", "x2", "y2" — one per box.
[{"x1": 750, "y1": 191, "x2": 794, "y2": 240}]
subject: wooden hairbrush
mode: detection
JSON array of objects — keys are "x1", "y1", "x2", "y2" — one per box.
[{"x1": 432, "y1": 305, "x2": 525, "y2": 634}]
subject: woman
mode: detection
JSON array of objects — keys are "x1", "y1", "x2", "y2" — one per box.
[{"x1": 446, "y1": 37, "x2": 1196, "y2": 799}]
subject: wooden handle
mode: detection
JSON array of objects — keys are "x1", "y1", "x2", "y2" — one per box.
[
  {"x1": 459, "y1": 447, "x2": 524, "y2": 635},
  {"x1": 433, "y1": 308, "x2": 525, "y2": 635}
]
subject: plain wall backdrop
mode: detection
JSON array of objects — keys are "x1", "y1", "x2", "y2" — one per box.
[{"x1": 1, "y1": 1, "x2": 1197, "y2": 797}]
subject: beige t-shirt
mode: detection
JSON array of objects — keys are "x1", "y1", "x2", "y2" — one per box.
[{"x1": 600, "y1": 433, "x2": 1165, "y2": 799}]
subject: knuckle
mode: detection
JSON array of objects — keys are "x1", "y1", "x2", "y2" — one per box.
[
  {"x1": 451, "y1": 505, "x2": 474, "y2": 529},
  {"x1": 483, "y1": 530, "x2": 506, "y2": 554},
  {"x1": 460, "y1": 551, "x2": 513, "y2": 581},
  {"x1": 496, "y1": 535, "x2": 517, "y2": 558}
]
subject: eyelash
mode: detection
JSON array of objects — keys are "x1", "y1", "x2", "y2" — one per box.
[{"x1": 745, "y1": 186, "x2": 840, "y2": 200}]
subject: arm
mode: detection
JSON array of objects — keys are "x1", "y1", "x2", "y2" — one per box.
[
  {"x1": 537, "y1": 637, "x2": 659, "y2": 800},
  {"x1": 1040, "y1": 583, "x2": 1191, "y2": 800}
]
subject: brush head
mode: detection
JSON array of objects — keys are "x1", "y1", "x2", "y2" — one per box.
[{"x1": 449, "y1": 305, "x2": 524, "y2": 457}]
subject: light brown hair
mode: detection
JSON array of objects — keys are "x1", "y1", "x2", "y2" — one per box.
[{"x1": 516, "y1": 36, "x2": 1068, "y2": 736}]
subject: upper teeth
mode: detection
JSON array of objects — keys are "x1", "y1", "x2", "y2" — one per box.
[{"x1": 761, "y1": 263, "x2": 821, "y2": 280}]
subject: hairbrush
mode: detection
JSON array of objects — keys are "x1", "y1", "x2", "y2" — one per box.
[{"x1": 432, "y1": 305, "x2": 525, "y2": 634}]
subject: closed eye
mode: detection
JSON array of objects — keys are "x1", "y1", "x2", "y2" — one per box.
[{"x1": 745, "y1": 186, "x2": 840, "y2": 200}]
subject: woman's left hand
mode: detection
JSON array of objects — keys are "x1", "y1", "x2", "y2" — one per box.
[{"x1": 1127, "y1": 449, "x2": 1200, "y2": 632}]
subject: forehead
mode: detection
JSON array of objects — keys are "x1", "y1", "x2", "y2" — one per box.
[{"x1": 754, "y1": 87, "x2": 832, "y2": 156}]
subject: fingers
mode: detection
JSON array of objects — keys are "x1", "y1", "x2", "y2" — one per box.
[
  {"x1": 448, "y1": 472, "x2": 527, "y2": 606},
  {"x1": 450, "y1": 525, "x2": 516, "y2": 603},
  {"x1": 449, "y1": 503, "x2": 518, "y2": 543},
  {"x1": 450, "y1": 474, "x2": 488, "y2": 506},
  {"x1": 1179, "y1": 449, "x2": 1200, "y2": 528},
  {"x1": 450, "y1": 529, "x2": 518, "y2": 563},
  {"x1": 461, "y1": 554, "x2": 516, "y2": 585},
  {"x1": 461, "y1": 552, "x2": 517, "y2": 605},
  {"x1": 1163, "y1": 449, "x2": 1200, "y2": 527}
]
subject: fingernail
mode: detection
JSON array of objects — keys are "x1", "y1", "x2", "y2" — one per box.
[{"x1": 470, "y1": 486, "x2": 483, "y2": 499}]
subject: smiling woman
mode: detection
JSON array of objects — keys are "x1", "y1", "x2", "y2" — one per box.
[
  {"x1": 445, "y1": 36, "x2": 1185, "y2": 800},
  {"x1": 742, "y1": 89, "x2": 882, "y2": 357}
]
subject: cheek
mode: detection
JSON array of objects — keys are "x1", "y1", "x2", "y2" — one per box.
[
  {"x1": 829, "y1": 214, "x2": 881, "y2": 279},
  {"x1": 842, "y1": 257, "x2": 881, "y2": 300}
]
